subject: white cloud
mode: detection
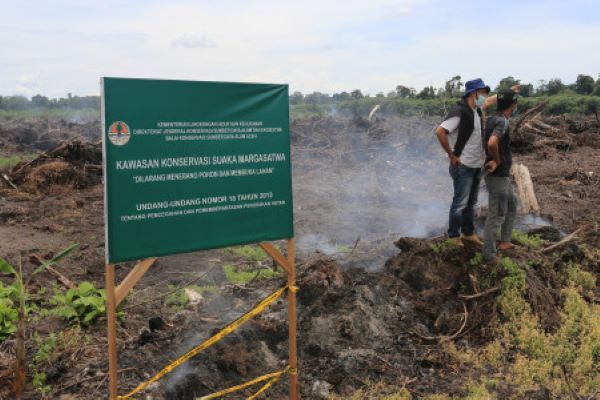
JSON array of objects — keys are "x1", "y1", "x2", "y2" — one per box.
[
  {"x1": 0, "y1": 0, "x2": 598, "y2": 97},
  {"x1": 171, "y1": 33, "x2": 216, "y2": 49}
]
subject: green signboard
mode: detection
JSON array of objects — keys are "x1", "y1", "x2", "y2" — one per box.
[{"x1": 101, "y1": 77, "x2": 293, "y2": 263}]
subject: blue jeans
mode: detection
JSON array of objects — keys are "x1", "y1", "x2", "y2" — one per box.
[{"x1": 448, "y1": 164, "x2": 482, "y2": 238}]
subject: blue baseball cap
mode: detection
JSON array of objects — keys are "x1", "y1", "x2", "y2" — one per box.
[{"x1": 463, "y1": 78, "x2": 490, "y2": 97}]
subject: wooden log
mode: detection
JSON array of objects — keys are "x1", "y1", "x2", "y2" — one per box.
[
  {"x1": 511, "y1": 163, "x2": 540, "y2": 214},
  {"x1": 541, "y1": 226, "x2": 587, "y2": 254}
]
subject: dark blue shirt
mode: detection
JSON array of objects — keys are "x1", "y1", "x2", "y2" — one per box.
[{"x1": 484, "y1": 114, "x2": 512, "y2": 177}]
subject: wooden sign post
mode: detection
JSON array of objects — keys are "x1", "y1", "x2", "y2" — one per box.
[
  {"x1": 105, "y1": 239, "x2": 298, "y2": 399},
  {"x1": 101, "y1": 77, "x2": 297, "y2": 398}
]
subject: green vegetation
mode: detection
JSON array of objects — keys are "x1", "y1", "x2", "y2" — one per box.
[
  {"x1": 30, "y1": 328, "x2": 90, "y2": 394},
  {"x1": 468, "y1": 252, "x2": 484, "y2": 267},
  {"x1": 227, "y1": 245, "x2": 269, "y2": 263},
  {"x1": 564, "y1": 261, "x2": 596, "y2": 293},
  {"x1": 3, "y1": 74, "x2": 599, "y2": 122},
  {"x1": 223, "y1": 263, "x2": 282, "y2": 284},
  {"x1": 30, "y1": 333, "x2": 57, "y2": 394},
  {"x1": 0, "y1": 154, "x2": 23, "y2": 169},
  {"x1": 49, "y1": 281, "x2": 108, "y2": 326},
  {"x1": 511, "y1": 229, "x2": 544, "y2": 249},
  {"x1": 0, "y1": 93, "x2": 98, "y2": 111},
  {"x1": 290, "y1": 74, "x2": 600, "y2": 118},
  {"x1": 444, "y1": 257, "x2": 600, "y2": 398},
  {"x1": 0, "y1": 107, "x2": 99, "y2": 121},
  {"x1": 0, "y1": 244, "x2": 78, "y2": 397},
  {"x1": 165, "y1": 284, "x2": 219, "y2": 310},
  {"x1": 430, "y1": 239, "x2": 461, "y2": 254},
  {"x1": 0, "y1": 282, "x2": 18, "y2": 340},
  {"x1": 0, "y1": 243, "x2": 79, "y2": 342},
  {"x1": 165, "y1": 285, "x2": 189, "y2": 310}
]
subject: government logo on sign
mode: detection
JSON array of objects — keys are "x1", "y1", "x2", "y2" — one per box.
[{"x1": 107, "y1": 121, "x2": 131, "y2": 146}]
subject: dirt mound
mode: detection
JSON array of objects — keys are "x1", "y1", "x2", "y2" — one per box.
[
  {"x1": 2, "y1": 140, "x2": 102, "y2": 194},
  {"x1": 127, "y1": 225, "x2": 599, "y2": 400},
  {"x1": 0, "y1": 118, "x2": 100, "y2": 152}
]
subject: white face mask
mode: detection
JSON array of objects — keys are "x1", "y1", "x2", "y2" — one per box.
[{"x1": 475, "y1": 94, "x2": 486, "y2": 107}]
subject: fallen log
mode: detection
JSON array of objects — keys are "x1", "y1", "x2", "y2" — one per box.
[{"x1": 541, "y1": 226, "x2": 588, "y2": 254}]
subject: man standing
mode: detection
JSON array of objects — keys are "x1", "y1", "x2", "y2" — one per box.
[
  {"x1": 483, "y1": 89, "x2": 519, "y2": 261},
  {"x1": 435, "y1": 78, "x2": 490, "y2": 245}
]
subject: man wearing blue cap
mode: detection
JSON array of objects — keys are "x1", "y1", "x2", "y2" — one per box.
[{"x1": 435, "y1": 78, "x2": 490, "y2": 246}]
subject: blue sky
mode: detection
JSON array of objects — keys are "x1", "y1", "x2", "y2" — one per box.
[{"x1": 1, "y1": 0, "x2": 599, "y2": 97}]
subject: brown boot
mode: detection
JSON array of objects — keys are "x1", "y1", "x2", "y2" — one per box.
[
  {"x1": 498, "y1": 241, "x2": 515, "y2": 251},
  {"x1": 448, "y1": 237, "x2": 465, "y2": 247},
  {"x1": 461, "y1": 233, "x2": 483, "y2": 246}
]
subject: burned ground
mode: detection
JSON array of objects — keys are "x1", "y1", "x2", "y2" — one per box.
[{"x1": 0, "y1": 111, "x2": 598, "y2": 399}]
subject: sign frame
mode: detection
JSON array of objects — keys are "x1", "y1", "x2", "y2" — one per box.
[
  {"x1": 101, "y1": 77, "x2": 294, "y2": 264},
  {"x1": 101, "y1": 77, "x2": 298, "y2": 399}
]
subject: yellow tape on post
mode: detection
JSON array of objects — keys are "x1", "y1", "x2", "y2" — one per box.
[
  {"x1": 198, "y1": 366, "x2": 290, "y2": 400},
  {"x1": 246, "y1": 371, "x2": 287, "y2": 400}
]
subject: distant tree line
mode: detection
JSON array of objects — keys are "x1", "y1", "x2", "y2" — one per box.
[
  {"x1": 1, "y1": 74, "x2": 598, "y2": 118},
  {"x1": 0, "y1": 93, "x2": 100, "y2": 110},
  {"x1": 289, "y1": 74, "x2": 600, "y2": 105}
]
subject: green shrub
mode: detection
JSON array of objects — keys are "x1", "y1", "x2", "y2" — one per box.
[
  {"x1": 469, "y1": 252, "x2": 484, "y2": 266},
  {"x1": 499, "y1": 257, "x2": 527, "y2": 292},
  {"x1": 164, "y1": 285, "x2": 219, "y2": 310},
  {"x1": 565, "y1": 262, "x2": 596, "y2": 291},
  {"x1": 430, "y1": 239, "x2": 461, "y2": 254},
  {"x1": 165, "y1": 285, "x2": 189, "y2": 309},
  {"x1": 0, "y1": 282, "x2": 18, "y2": 341},
  {"x1": 511, "y1": 230, "x2": 543, "y2": 248},
  {"x1": 50, "y1": 281, "x2": 107, "y2": 325},
  {"x1": 227, "y1": 245, "x2": 269, "y2": 262}
]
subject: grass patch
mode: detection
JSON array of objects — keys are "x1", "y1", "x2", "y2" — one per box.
[
  {"x1": 445, "y1": 256, "x2": 600, "y2": 398},
  {"x1": 430, "y1": 239, "x2": 461, "y2": 254},
  {"x1": 0, "y1": 281, "x2": 18, "y2": 341},
  {"x1": 165, "y1": 285, "x2": 189, "y2": 310},
  {"x1": 223, "y1": 264, "x2": 282, "y2": 284},
  {"x1": 564, "y1": 262, "x2": 596, "y2": 292},
  {"x1": 227, "y1": 245, "x2": 269, "y2": 263},
  {"x1": 164, "y1": 285, "x2": 220, "y2": 310},
  {"x1": 0, "y1": 154, "x2": 24, "y2": 169},
  {"x1": 511, "y1": 230, "x2": 544, "y2": 249},
  {"x1": 30, "y1": 327, "x2": 90, "y2": 394},
  {"x1": 468, "y1": 252, "x2": 484, "y2": 267}
]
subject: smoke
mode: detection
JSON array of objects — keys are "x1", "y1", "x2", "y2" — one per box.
[
  {"x1": 403, "y1": 198, "x2": 448, "y2": 238},
  {"x1": 292, "y1": 113, "x2": 453, "y2": 264},
  {"x1": 297, "y1": 233, "x2": 338, "y2": 255}
]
